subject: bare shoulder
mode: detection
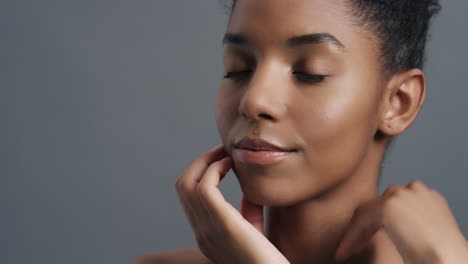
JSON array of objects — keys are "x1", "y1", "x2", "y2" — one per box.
[{"x1": 132, "y1": 248, "x2": 213, "y2": 264}]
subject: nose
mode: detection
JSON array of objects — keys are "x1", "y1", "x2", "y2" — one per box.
[{"x1": 238, "y1": 66, "x2": 288, "y2": 123}]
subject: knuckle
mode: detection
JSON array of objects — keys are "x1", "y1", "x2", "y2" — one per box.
[
  {"x1": 382, "y1": 184, "x2": 403, "y2": 197},
  {"x1": 406, "y1": 180, "x2": 427, "y2": 190},
  {"x1": 175, "y1": 177, "x2": 188, "y2": 192}
]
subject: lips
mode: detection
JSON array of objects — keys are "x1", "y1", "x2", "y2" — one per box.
[
  {"x1": 234, "y1": 138, "x2": 296, "y2": 152},
  {"x1": 233, "y1": 137, "x2": 297, "y2": 165}
]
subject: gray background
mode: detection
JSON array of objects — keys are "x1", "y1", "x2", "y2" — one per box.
[{"x1": 2, "y1": 0, "x2": 467, "y2": 263}]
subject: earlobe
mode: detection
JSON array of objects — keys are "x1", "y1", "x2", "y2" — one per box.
[{"x1": 378, "y1": 69, "x2": 426, "y2": 137}]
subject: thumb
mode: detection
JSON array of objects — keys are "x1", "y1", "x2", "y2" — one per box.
[{"x1": 240, "y1": 194, "x2": 264, "y2": 234}]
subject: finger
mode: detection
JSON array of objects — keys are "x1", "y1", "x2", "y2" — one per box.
[
  {"x1": 240, "y1": 194, "x2": 264, "y2": 234},
  {"x1": 175, "y1": 145, "x2": 226, "y2": 234},
  {"x1": 176, "y1": 144, "x2": 226, "y2": 194},
  {"x1": 405, "y1": 180, "x2": 429, "y2": 192},
  {"x1": 198, "y1": 156, "x2": 232, "y2": 190},
  {"x1": 381, "y1": 184, "x2": 404, "y2": 197},
  {"x1": 335, "y1": 198, "x2": 385, "y2": 262},
  {"x1": 188, "y1": 145, "x2": 227, "y2": 184},
  {"x1": 197, "y1": 157, "x2": 238, "y2": 221}
]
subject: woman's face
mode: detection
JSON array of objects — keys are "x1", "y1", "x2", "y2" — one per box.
[{"x1": 215, "y1": 0, "x2": 385, "y2": 206}]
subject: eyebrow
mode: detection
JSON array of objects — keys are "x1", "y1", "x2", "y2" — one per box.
[
  {"x1": 288, "y1": 33, "x2": 345, "y2": 50},
  {"x1": 222, "y1": 33, "x2": 250, "y2": 47},
  {"x1": 222, "y1": 32, "x2": 345, "y2": 50}
]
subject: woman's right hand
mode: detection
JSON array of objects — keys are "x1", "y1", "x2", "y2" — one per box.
[{"x1": 175, "y1": 144, "x2": 290, "y2": 264}]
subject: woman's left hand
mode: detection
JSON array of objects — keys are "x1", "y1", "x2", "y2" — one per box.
[
  {"x1": 335, "y1": 180, "x2": 468, "y2": 263},
  {"x1": 175, "y1": 145, "x2": 290, "y2": 264}
]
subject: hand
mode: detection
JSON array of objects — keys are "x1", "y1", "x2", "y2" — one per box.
[
  {"x1": 175, "y1": 145, "x2": 290, "y2": 264},
  {"x1": 335, "y1": 180, "x2": 468, "y2": 263}
]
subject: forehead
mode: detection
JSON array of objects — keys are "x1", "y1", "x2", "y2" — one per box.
[{"x1": 227, "y1": 0, "x2": 378, "y2": 55}]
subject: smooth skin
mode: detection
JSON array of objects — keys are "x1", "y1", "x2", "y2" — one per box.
[{"x1": 133, "y1": 0, "x2": 468, "y2": 263}]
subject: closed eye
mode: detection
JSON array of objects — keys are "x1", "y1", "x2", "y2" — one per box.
[
  {"x1": 223, "y1": 70, "x2": 253, "y2": 83},
  {"x1": 224, "y1": 70, "x2": 252, "y2": 79},
  {"x1": 293, "y1": 72, "x2": 328, "y2": 83},
  {"x1": 223, "y1": 70, "x2": 328, "y2": 84}
]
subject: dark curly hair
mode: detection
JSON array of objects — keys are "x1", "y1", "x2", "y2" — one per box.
[{"x1": 345, "y1": 0, "x2": 442, "y2": 77}]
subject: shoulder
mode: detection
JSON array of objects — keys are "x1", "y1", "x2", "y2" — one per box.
[{"x1": 131, "y1": 248, "x2": 213, "y2": 264}]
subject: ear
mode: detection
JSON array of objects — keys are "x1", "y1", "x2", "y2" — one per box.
[{"x1": 378, "y1": 68, "x2": 426, "y2": 137}]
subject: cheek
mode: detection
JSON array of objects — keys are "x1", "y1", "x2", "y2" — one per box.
[
  {"x1": 215, "y1": 86, "x2": 237, "y2": 143},
  {"x1": 297, "y1": 83, "x2": 379, "y2": 176}
]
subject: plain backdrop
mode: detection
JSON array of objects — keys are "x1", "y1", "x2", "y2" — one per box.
[{"x1": 3, "y1": 0, "x2": 467, "y2": 263}]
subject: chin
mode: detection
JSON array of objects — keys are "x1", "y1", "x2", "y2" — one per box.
[{"x1": 233, "y1": 163, "x2": 321, "y2": 207}]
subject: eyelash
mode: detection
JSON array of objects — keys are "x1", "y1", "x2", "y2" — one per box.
[
  {"x1": 293, "y1": 72, "x2": 328, "y2": 83},
  {"x1": 223, "y1": 70, "x2": 253, "y2": 80},
  {"x1": 223, "y1": 70, "x2": 328, "y2": 84}
]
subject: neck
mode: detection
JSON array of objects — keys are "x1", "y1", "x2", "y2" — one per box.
[{"x1": 264, "y1": 147, "x2": 402, "y2": 264}]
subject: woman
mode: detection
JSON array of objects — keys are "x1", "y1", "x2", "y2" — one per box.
[{"x1": 135, "y1": 0, "x2": 468, "y2": 263}]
